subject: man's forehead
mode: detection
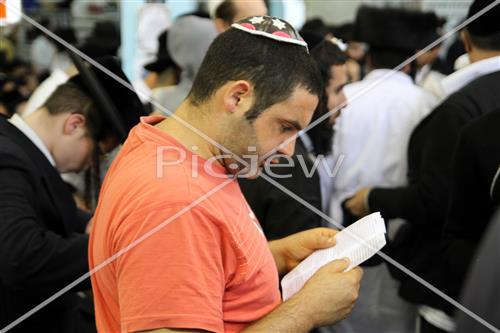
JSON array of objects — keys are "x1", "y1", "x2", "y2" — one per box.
[{"x1": 265, "y1": 87, "x2": 318, "y2": 121}]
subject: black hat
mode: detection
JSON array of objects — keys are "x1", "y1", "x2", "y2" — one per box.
[
  {"x1": 299, "y1": 29, "x2": 325, "y2": 51},
  {"x1": 79, "y1": 21, "x2": 120, "y2": 60},
  {"x1": 331, "y1": 23, "x2": 355, "y2": 42},
  {"x1": 301, "y1": 18, "x2": 328, "y2": 37},
  {"x1": 53, "y1": 28, "x2": 77, "y2": 51},
  {"x1": 355, "y1": 6, "x2": 444, "y2": 52},
  {"x1": 68, "y1": 55, "x2": 147, "y2": 143},
  {"x1": 413, "y1": 13, "x2": 446, "y2": 47},
  {"x1": 144, "y1": 30, "x2": 176, "y2": 73},
  {"x1": 467, "y1": 0, "x2": 500, "y2": 37}
]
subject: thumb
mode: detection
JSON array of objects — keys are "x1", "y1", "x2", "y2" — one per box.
[
  {"x1": 324, "y1": 258, "x2": 350, "y2": 273},
  {"x1": 299, "y1": 227, "x2": 337, "y2": 251}
]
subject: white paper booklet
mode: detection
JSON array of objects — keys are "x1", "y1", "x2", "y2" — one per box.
[{"x1": 281, "y1": 212, "x2": 387, "y2": 301}]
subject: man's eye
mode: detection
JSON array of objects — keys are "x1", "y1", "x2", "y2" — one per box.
[{"x1": 281, "y1": 125, "x2": 293, "y2": 133}]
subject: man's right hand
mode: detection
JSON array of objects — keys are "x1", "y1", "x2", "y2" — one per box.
[{"x1": 295, "y1": 259, "x2": 363, "y2": 327}]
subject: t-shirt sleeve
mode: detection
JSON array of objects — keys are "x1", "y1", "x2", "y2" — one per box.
[{"x1": 115, "y1": 205, "x2": 228, "y2": 333}]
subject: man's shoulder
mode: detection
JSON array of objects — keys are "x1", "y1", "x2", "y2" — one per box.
[
  {"x1": 0, "y1": 131, "x2": 32, "y2": 170},
  {"x1": 101, "y1": 145, "x2": 239, "y2": 221},
  {"x1": 461, "y1": 108, "x2": 500, "y2": 151},
  {"x1": 444, "y1": 70, "x2": 500, "y2": 108},
  {"x1": 460, "y1": 70, "x2": 500, "y2": 93}
]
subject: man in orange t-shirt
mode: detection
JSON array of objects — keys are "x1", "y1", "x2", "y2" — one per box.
[{"x1": 89, "y1": 16, "x2": 363, "y2": 333}]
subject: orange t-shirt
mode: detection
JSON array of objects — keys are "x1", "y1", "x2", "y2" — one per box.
[{"x1": 89, "y1": 116, "x2": 281, "y2": 333}]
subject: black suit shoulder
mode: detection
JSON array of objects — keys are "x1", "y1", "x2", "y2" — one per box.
[
  {"x1": 442, "y1": 70, "x2": 500, "y2": 119},
  {"x1": 0, "y1": 133, "x2": 39, "y2": 180},
  {"x1": 372, "y1": 70, "x2": 500, "y2": 224}
]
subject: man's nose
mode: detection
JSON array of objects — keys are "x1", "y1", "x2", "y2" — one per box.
[{"x1": 277, "y1": 139, "x2": 296, "y2": 157}]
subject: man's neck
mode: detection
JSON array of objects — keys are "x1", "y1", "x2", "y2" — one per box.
[
  {"x1": 155, "y1": 101, "x2": 223, "y2": 162},
  {"x1": 23, "y1": 109, "x2": 56, "y2": 156},
  {"x1": 469, "y1": 49, "x2": 500, "y2": 64}
]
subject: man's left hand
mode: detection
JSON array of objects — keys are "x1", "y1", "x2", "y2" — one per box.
[{"x1": 269, "y1": 228, "x2": 338, "y2": 276}]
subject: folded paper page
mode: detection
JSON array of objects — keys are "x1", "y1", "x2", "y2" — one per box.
[{"x1": 281, "y1": 212, "x2": 387, "y2": 301}]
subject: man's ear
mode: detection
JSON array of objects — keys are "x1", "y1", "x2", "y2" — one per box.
[
  {"x1": 461, "y1": 29, "x2": 473, "y2": 53},
  {"x1": 63, "y1": 113, "x2": 86, "y2": 135},
  {"x1": 214, "y1": 18, "x2": 230, "y2": 33},
  {"x1": 223, "y1": 81, "x2": 254, "y2": 113}
]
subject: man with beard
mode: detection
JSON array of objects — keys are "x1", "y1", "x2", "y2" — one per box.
[{"x1": 89, "y1": 16, "x2": 362, "y2": 333}]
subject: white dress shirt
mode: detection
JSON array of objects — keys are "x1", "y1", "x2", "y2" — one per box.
[{"x1": 415, "y1": 64, "x2": 446, "y2": 100}]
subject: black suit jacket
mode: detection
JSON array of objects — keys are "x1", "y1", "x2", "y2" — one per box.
[
  {"x1": 0, "y1": 117, "x2": 93, "y2": 332},
  {"x1": 367, "y1": 70, "x2": 500, "y2": 311},
  {"x1": 442, "y1": 108, "x2": 500, "y2": 298},
  {"x1": 239, "y1": 139, "x2": 323, "y2": 240},
  {"x1": 493, "y1": 165, "x2": 500, "y2": 204},
  {"x1": 455, "y1": 210, "x2": 500, "y2": 333}
]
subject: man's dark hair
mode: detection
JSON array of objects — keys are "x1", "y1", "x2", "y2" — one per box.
[
  {"x1": 214, "y1": 0, "x2": 270, "y2": 23},
  {"x1": 308, "y1": 40, "x2": 347, "y2": 155},
  {"x1": 43, "y1": 81, "x2": 103, "y2": 139},
  {"x1": 215, "y1": 0, "x2": 236, "y2": 24},
  {"x1": 368, "y1": 48, "x2": 413, "y2": 70},
  {"x1": 311, "y1": 40, "x2": 347, "y2": 83},
  {"x1": 188, "y1": 28, "x2": 323, "y2": 122},
  {"x1": 468, "y1": 29, "x2": 500, "y2": 51}
]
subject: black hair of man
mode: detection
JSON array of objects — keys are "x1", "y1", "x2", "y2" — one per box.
[
  {"x1": 301, "y1": 18, "x2": 329, "y2": 37},
  {"x1": 214, "y1": 0, "x2": 270, "y2": 23},
  {"x1": 308, "y1": 40, "x2": 347, "y2": 155},
  {"x1": 468, "y1": 30, "x2": 500, "y2": 51},
  {"x1": 214, "y1": 0, "x2": 236, "y2": 24},
  {"x1": 311, "y1": 41, "x2": 347, "y2": 83},
  {"x1": 466, "y1": 0, "x2": 500, "y2": 50},
  {"x1": 368, "y1": 48, "x2": 414, "y2": 70},
  {"x1": 188, "y1": 28, "x2": 323, "y2": 122}
]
